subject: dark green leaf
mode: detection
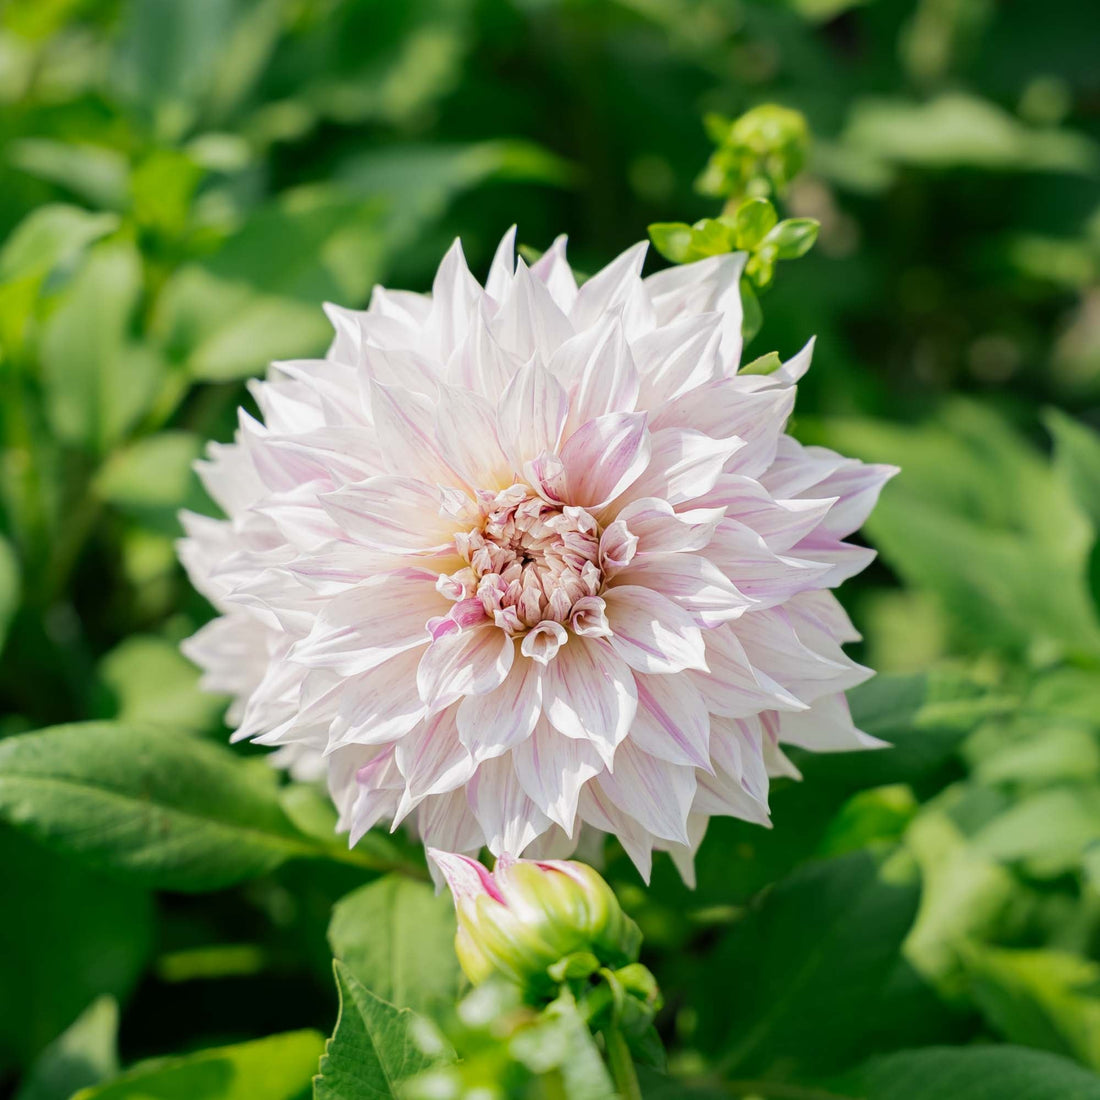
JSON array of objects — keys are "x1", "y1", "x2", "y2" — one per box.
[
  {"x1": 315, "y1": 962, "x2": 442, "y2": 1100},
  {"x1": 72, "y1": 1030, "x2": 323, "y2": 1100},
  {"x1": 328, "y1": 874, "x2": 460, "y2": 1015},
  {"x1": 0, "y1": 722, "x2": 372, "y2": 891},
  {"x1": 14, "y1": 997, "x2": 118, "y2": 1100}
]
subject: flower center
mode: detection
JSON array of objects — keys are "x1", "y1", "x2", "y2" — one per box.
[{"x1": 451, "y1": 486, "x2": 602, "y2": 634}]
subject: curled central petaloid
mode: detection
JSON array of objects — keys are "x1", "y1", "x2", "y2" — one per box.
[{"x1": 444, "y1": 485, "x2": 611, "y2": 661}]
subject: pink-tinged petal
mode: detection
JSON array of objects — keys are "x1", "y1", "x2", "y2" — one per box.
[
  {"x1": 497, "y1": 361, "x2": 569, "y2": 470},
  {"x1": 417, "y1": 624, "x2": 515, "y2": 712},
  {"x1": 325, "y1": 648, "x2": 427, "y2": 750},
  {"x1": 491, "y1": 258, "x2": 574, "y2": 362},
  {"x1": 395, "y1": 706, "x2": 476, "y2": 802},
  {"x1": 570, "y1": 595, "x2": 612, "y2": 638},
  {"x1": 558, "y1": 318, "x2": 640, "y2": 434},
  {"x1": 485, "y1": 225, "x2": 518, "y2": 304},
  {"x1": 543, "y1": 636, "x2": 638, "y2": 764},
  {"x1": 428, "y1": 848, "x2": 504, "y2": 904},
  {"x1": 602, "y1": 585, "x2": 708, "y2": 674},
  {"x1": 520, "y1": 620, "x2": 569, "y2": 665},
  {"x1": 769, "y1": 334, "x2": 814, "y2": 385},
  {"x1": 451, "y1": 303, "x2": 524, "y2": 401},
  {"x1": 610, "y1": 553, "x2": 755, "y2": 626},
  {"x1": 688, "y1": 622, "x2": 807, "y2": 718},
  {"x1": 457, "y1": 656, "x2": 542, "y2": 760},
  {"x1": 319, "y1": 476, "x2": 458, "y2": 553},
  {"x1": 290, "y1": 574, "x2": 443, "y2": 676},
  {"x1": 419, "y1": 793, "x2": 486, "y2": 858},
  {"x1": 570, "y1": 241, "x2": 649, "y2": 331},
  {"x1": 709, "y1": 715, "x2": 770, "y2": 806},
  {"x1": 425, "y1": 238, "x2": 484, "y2": 354},
  {"x1": 358, "y1": 344, "x2": 441, "y2": 396},
  {"x1": 598, "y1": 520, "x2": 638, "y2": 574},
  {"x1": 513, "y1": 716, "x2": 602, "y2": 834},
  {"x1": 708, "y1": 521, "x2": 834, "y2": 607},
  {"x1": 644, "y1": 252, "x2": 745, "y2": 371},
  {"x1": 777, "y1": 692, "x2": 889, "y2": 752},
  {"x1": 367, "y1": 381, "x2": 458, "y2": 484},
  {"x1": 598, "y1": 741, "x2": 695, "y2": 846},
  {"x1": 467, "y1": 755, "x2": 552, "y2": 855},
  {"x1": 812, "y1": 461, "x2": 899, "y2": 539},
  {"x1": 694, "y1": 475, "x2": 835, "y2": 553},
  {"x1": 559, "y1": 411, "x2": 651, "y2": 509},
  {"x1": 615, "y1": 497, "x2": 724, "y2": 555},
  {"x1": 530, "y1": 234, "x2": 578, "y2": 314},
  {"x1": 693, "y1": 766, "x2": 772, "y2": 826},
  {"x1": 788, "y1": 589, "x2": 862, "y2": 644},
  {"x1": 577, "y1": 785, "x2": 655, "y2": 883},
  {"x1": 633, "y1": 313, "x2": 723, "y2": 406},
  {"x1": 734, "y1": 607, "x2": 872, "y2": 704},
  {"x1": 631, "y1": 674, "x2": 712, "y2": 770},
  {"x1": 788, "y1": 538, "x2": 878, "y2": 588},
  {"x1": 619, "y1": 428, "x2": 743, "y2": 508},
  {"x1": 434, "y1": 383, "x2": 511, "y2": 490}
]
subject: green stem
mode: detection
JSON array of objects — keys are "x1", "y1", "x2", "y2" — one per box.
[{"x1": 604, "y1": 1026, "x2": 642, "y2": 1100}]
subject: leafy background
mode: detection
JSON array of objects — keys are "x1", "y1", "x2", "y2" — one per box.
[{"x1": 1, "y1": 0, "x2": 1100, "y2": 1097}]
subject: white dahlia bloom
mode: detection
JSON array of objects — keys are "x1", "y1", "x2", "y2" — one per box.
[{"x1": 179, "y1": 229, "x2": 896, "y2": 882}]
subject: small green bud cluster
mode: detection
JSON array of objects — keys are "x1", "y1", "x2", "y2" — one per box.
[{"x1": 697, "y1": 103, "x2": 810, "y2": 201}]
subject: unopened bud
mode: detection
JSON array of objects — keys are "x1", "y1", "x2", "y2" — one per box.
[{"x1": 429, "y1": 850, "x2": 642, "y2": 994}]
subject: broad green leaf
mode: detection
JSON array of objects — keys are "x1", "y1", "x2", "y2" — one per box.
[
  {"x1": 315, "y1": 962, "x2": 442, "y2": 1100},
  {"x1": 14, "y1": 997, "x2": 118, "y2": 1100},
  {"x1": 0, "y1": 826, "x2": 152, "y2": 1072},
  {"x1": 328, "y1": 874, "x2": 460, "y2": 1015},
  {"x1": 902, "y1": 799, "x2": 1022, "y2": 997},
  {"x1": 1046, "y1": 408, "x2": 1100, "y2": 529},
  {"x1": 964, "y1": 945, "x2": 1100, "y2": 1070},
  {"x1": 834, "y1": 1044, "x2": 1100, "y2": 1099},
  {"x1": 72, "y1": 1029, "x2": 323, "y2": 1100},
  {"x1": 0, "y1": 722, "x2": 375, "y2": 890},
  {"x1": 694, "y1": 849, "x2": 920, "y2": 1076},
  {"x1": 844, "y1": 93, "x2": 1099, "y2": 174},
  {"x1": 813, "y1": 402, "x2": 1100, "y2": 658},
  {"x1": 40, "y1": 241, "x2": 163, "y2": 454},
  {"x1": 8, "y1": 139, "x2": 129, "y2": 211},
  {"x1": 97, "y1": 636, "x2": 225, "y2": 733},
  {"x1": 972, "y1": 786, "x2": 1100, "y2": 877},
  {"x1": 94, "y1": 431, "x2": 207, "y2": 534}
]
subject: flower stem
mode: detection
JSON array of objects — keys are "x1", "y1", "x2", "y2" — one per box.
[{"x1": 604, "y1": 1025, "x2": 642, "y2": 1100}]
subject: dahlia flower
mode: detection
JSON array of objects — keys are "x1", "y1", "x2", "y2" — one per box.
[{"x1": 179, "y1": 228, "x2": 895, "y2": 882}]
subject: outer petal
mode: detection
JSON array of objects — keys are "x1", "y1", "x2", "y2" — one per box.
[
  {"x1": 559, "y1": 412, "x2": 651, "y2": 509},
  {"x1": 543, "y1": 636, "x2": 638, "y2": 764},
  {"x1": 631, "y1": 673, "x2": 712, "y2": 770},
  {"x1": 467, "y1": 755, "x2": 552, "y2": 855},
  {"x1": 513, "y1": 716, "x2": 602, "y2": 834},
  {"x1": 602, "y1": 585, "x2": 708, "y2": 674},
  {"x1": 597, "y1": 741, "x2": 696, "y2": 846},
  {"x1": 417, "y1": 624, "x2": 515, "y2": 712},
  {"x1": 456, "y1": 655, "x2": 543, "y2": 760}
]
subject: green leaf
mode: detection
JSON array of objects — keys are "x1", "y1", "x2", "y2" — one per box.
[
  {"x1": 72, "y1": 1029, "x2": 324, "y2": 1100},
  {"x1": 97, "y1": 636, "x2": 225, "y2": 733},
  {"x1": 8, "y1": 140, "x2": 129, "y2": 211},
  {"x1": 315, "y1": 962, "x2": 442, "y2": 1100},
  {"x1": 1045, "y1": 408, "x2": 1100, "y2": 529},
  {"x1": 40, "y1": 241, "x2": 163, "y2": 454},
  {"x1": 833, "y1": 1044, "x2": 1100, "y2": 1099},
  {"x1": 0, "y1": 826, "x2": 152, "y2": 1072},
  {"x1": 732, "y1": 198, "x2": 778, "y2": 249},
  {"x1": 94, "y1": 431, "x2": 207, "y2": 534},
  {"x1": 695, "y1": 849, "x2": 920, "y2": 1076},
  {"x1": 972, "y1": 786, "x2": 1100, "y2": 877},
  {"x1": 963, "y1": 945, "x2": 1100, "y2": 1070},
  {"x1": 0, "y1": 722, "x2": 371, "y2": 891},
  {"x1": 764, "y1": 217, "x2": 820, "y2": 259},
  {"x1": 738, "y1": 350, "x2": 782, "y2": 376},
  {"x1": 843, "y1": 92, "x2": 1099, "y2": 174},
  {"x1": 328, "y1": 874, "x2": 460, "y2": 1016},
  {"x1": 813, "y1": 402, "x2": 1100, "y2": 658},
  {"x1": 648, "y1": 222, "x2": 697, "y2": 264},
  {"x1": 14, "y1": 997, "x2": 118, "y2": 1100}
]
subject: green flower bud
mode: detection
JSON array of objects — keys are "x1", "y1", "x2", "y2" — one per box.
[
  {"x1": 698, "y1": 104, "x2": 810, "y2": 200},
  {"x1": 430, "y1": 849, "x2": 642, "y2": 995}
]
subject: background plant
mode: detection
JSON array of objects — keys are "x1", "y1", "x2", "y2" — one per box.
[{"x1": 1, "y1": 0, "x2": 1099, "y2": 1098}]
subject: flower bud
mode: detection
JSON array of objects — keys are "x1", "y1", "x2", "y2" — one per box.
[{"x1": 429, "y1": 849, "x2": 642, "y2": 994}]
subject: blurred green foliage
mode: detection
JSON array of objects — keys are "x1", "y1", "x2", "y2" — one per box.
[{"x1": 1, "y1": 0, "x2": 1100, "y2": 1097}]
